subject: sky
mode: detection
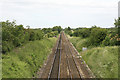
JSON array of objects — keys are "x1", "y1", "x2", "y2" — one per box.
[
  {"x1": 119, "y1": 1, "x2": 120, "y2": 17},
  {"x1": 0, "y1": 0, "x2": 119, "y2": 28}
]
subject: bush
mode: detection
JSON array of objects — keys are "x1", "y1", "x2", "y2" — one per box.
[
  {"x1": 102, "y1": 35, "x2": 111, "y2": 46},
  {"x1": 42, "y1": 27, "x2": 60, "y2": 38},
  {"x1": 102, "y1": 27, "x2": 119, "y2": 46},
  {"x1": 73, "y1": 28, "x2": 91, "y2": 38},
  {"x1": 73, "y1": 30, "x2": 80, "y2": 37},
  {"x1": 67, "y1": 31, "x2": 73, "y2": 37},
  {"x1": 89, "y1": 28, "x2": 107, "y2": 46},
  {"x1": 52, "y1": 26, "x2": 62, "y2": 33},
  {"x1": 109, "y1": 34, "x2": 119, "y2": 46},
  {"x1": 2, "y1": 41, "x2": 14, "y2": 53},
  {"x1": 80, "y1": 28, "x2": 91, "y2": 38}
]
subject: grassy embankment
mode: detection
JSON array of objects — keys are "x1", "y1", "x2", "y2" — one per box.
[
  {"x1": 69, "y1": 36, "x2": 118, "y2": 78},
  {"x1": 2, "y1": 37, "x2": 57, "y2": 78}
]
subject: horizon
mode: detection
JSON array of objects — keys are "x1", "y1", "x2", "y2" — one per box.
[{"x1": 0, "y1": 19, "x2": 117, "y2": 29}]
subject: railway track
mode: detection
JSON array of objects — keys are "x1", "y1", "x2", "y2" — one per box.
[
  {"x1": 40, "y1": 32, "x2": 94, "y2": 79},
  {"x1": 63, "y1": 32, "x2": 81, "y2": 79},
  {"x1": 48, "y1": 34, "x2": 62, "y2": 79}
]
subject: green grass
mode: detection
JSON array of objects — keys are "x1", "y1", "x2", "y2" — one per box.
[
  {"x1": 69, "y1": 37, "x2": 89, "y2": 52},
  {"x1": 69, "y1": 37, "x2": 118, "y2": 78},
  {"x1": 2, "y1": 37, "x2": 57, "y2": 78},
  {"x1": 81, "y1": 46, "x2": 118, "y2": 78},
  {"x1": 0, "y1": 59, "x2": 2, "y2": 80}
]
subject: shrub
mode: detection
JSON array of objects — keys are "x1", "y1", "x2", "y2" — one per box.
[
  {"x1": 102, "y1": 35, "x2": 111, "y2": 46},
  {"x1": 73, "y1": 28, "x2": 91, "y2": 38},
  {"x1": 73, "y1": 30, "x2": 80, "y2": 37},
  {"x1": 52, "y1": 26, "x2": 62, "y2": 33},
  {"x1": 2, "y1": 41, "x2": 14, "y2": 53},
  {"x1": 89, "y1": 28, "x2": 107, "y2": 46},
  {"x1": 110, "y1": 34, "x2": 119, "y2": 46}
]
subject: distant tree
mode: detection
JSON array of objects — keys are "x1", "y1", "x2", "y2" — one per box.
[
  {"x1": 52, "y1": 26, "x2": 62, "y2": 33},
  {"x1": 73, "y1": 30, "x2": 80, "y2": 37},
  {"x1": 89, "y1": 28, "x2": 107, "y2": 46},
  {"x1": 91, "y1": 25, "x2": 98, "y2": 28},
  {"x1": 26, "y1": 25, "x2": 30, "y2": 29},
  {"x1": 42, "y1": 28, "x2": 51, "y2": 34},
  {"x1": 114, "y1": 18, "x2": 120, "y2": 27},
  {"x1": 68, "y1": 26, "x2": 71, "y2": 31},
  {"x1": 73, "y1": 28, "x2": 91, "y2": 38}
]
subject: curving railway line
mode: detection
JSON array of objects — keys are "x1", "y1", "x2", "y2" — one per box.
[{"x1": 40, "y1": 32, "x2": 94, "y2": 79}]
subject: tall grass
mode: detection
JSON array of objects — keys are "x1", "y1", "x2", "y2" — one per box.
[
  {"x1": 69, "y1": 37, "x2": 118, "y2": 78},
  {"x1": 81, "y1": 46, "x2": 118, "y2": 78},
  {"x1": 2, "y1": 38, "x2": 57, "y2": 78},
  {"x1": 69, "y1": 37, "x2": 89, "y2": 52}
]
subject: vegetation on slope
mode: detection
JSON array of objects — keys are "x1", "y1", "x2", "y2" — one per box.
[
  {"x1": 1, "y1": 20, "x2": 62, "y2": 78},
  {"x1": 69, "y1": 37, "x2": 89, "y2": 52},
  {"x1": 67, "y1": 19, "x2": 119, "y2": 78},
  {"x1": 81, "y1": 46, "x2": 118, "y2": 78},
  {"x1": 2, "y1": 38, "x2": 57, "y2": 78},
  {"x1": 69, "y1": 37, "x2": 118, "y2": 78}
]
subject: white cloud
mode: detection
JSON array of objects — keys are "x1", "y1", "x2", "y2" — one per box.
[{"x1": 0, "y1": 0, "x2": 118, "y2": 28}]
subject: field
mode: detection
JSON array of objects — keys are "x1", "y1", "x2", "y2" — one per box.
[
  {"x1": 2, "y1": 38, "x2": 57, "y2": 78},
  {"x1": 69, "y1": 37, "x2": 118, "y2": 78}
]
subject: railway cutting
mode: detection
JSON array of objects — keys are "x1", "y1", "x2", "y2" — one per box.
[{"x1": 40, "y1": 32, "x2": 95, "y2": 79}]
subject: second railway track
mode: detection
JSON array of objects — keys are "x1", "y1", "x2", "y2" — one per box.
[{"x1": 63, "y1": 32, "x2": 81, "y2": 79}]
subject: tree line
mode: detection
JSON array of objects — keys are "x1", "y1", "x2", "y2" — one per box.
[
  {"x1": 2, "y1": 18, "x2": 119, "y2": 53},
  {"x1": 42, "y1": 26, "x2": 62, "y2": 38},
  {"x1": 64, "y1": 18, "x2": 119, "y2": 47},
  {"x1": 2, "y1": 20, "x2": 62, "y2": 54}
]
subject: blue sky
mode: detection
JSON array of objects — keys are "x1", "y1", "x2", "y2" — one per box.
[{"x1": 0, "y1": 0, "x2": 119, "y2": 28}]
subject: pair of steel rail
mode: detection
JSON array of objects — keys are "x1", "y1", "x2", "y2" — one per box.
[{"x1": 48, "y1": 33, "x2": 62, "y2": 80}]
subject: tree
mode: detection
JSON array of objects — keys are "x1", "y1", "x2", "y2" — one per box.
[
  {"x1": 52, "y1": 26, "x2": 62, "y2": 33},
  {"x1": 26, "y1": 25, "x2": 30, "y2": 29},
  {"x1": 89, "y1": 28, "x2": 107, "y2": 46},
  {"x1": 73, "y1": 28, "x2": 91, "y2": 38},
  {"x1": 114, "y1": 18, "x2": 120, "y2": 27},
  {"x1": 68, "y1": 26, "x2": 71, "y2": 31}
]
